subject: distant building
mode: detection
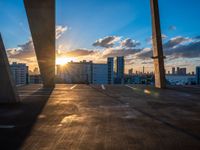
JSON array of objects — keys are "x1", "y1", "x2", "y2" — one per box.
[
  {"x1": 10, "y1": 62, "x2": 28, "y2": 85},
  {"x1": 143, "y1": 66, "x2": 145, "y2": 74},
  {"x1": 172, "y1": 67, "x2": 187, "y2": 75},
  {"x1": 179, "y1": 68, "x2": 187, "y2": 75},
  {"x1": 107, "y1": 57, "x2": 114, "y2": 84},
  {"x1": 196, "y1": 66, "x2": 200, "y2": 85},
  {"x1": 92, "y1": 64, "x2": 108, "y2": 84},
  {"x1": 57, "y1": 60, "x2": 112, "y2": 84},
  {"x1": 57, "y1": 61, "x2": 92, "y2": 84},
  {"x1": 30, "y1": 75, "x2": 42, "y2": 84},
  {"x1": 114, "y1": 56, "x2": 124, "y2": 84},
  {"x1": 177, "y1": 67, "x2": 180, "y2": 75},
  {"x1": 172, "y1": 67, "x2": 175, "y2": 75},
  {"x1": 128, "y1": 68, "x2": 133, "y2": 76}
]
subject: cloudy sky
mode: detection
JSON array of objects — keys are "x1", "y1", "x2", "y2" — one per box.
[{"x1": 0, "y1": 0, "x2": 200, "y2": 73}]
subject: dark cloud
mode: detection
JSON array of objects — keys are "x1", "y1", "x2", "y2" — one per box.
[
  {"x1": 163, "y1": 36, "x2": 190, "y2": 49},
  {"x1": 136, "y1": 48, "x2": 153, "y2": 59},
  {"x1": 7, "y1": 40, "x2": 35, "y2": 59},
  {"x1": 137, "y1": 36, "x2": 200, "y2": 60},
  {"x1": 7, "y1": 25, "x2": 68, "y2": 60},
  {"x1": 18, "y1": 40, "x2": 33, "y2": 52},
  {"x1": 165, "y1": 41, "x2": 200, "y2": 58},
  {"x1": 125, "y1": 58, "x2": 135, "y2": 65},
  {"x1": 93, "y1": 36, "x2": 120, "y2": 48},
  {"x1": 92, "y1": 36, "x2": 142, "y2": 58},
  {"x1": 121, "y1": 38, "x2": 140, "y2": 48},
  {"x1": 7, "y1": 33, "x2": 200, "y2": 64},
  {"x1": 102, "y1": 48, "x2": 141, "y2": 58}
]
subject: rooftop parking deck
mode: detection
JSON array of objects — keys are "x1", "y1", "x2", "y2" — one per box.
[{"x1": 0, "y1": 84, "x2": 200, "y2": 150}]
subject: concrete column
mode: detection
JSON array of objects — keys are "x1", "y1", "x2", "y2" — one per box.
[
  {"x1": 0, "y1": 34, "x2": 20, "y2": 103},
  {"x1": 24, "y1": 0, "x2": 55, "y2": 88},
  {"x1": 150, "y1": 0, "x2": 166, "y2": 88}
]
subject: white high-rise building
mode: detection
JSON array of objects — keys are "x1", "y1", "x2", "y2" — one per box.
[
  {"x1": 10, "y1": 62, "x2": 28, "y2": 85},
  {"x1": 57, "y1": 60, "x2": 112, "y2": 84},
  {"x1": 57, "y1": 60, "x2": 92, "y2": 84}
]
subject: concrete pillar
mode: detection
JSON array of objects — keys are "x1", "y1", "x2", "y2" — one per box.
[
  {"x1": 24, "y1": 0, "x2": 55, "y2": 88},
  {"x1": 0, "y1": 34, "x2": 20, "y2": 103},
  {"x1": 150, "y1": 0, "x2": 166, "y2": 88}
]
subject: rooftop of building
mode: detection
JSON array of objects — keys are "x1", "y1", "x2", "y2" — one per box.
[{"x1": 0, "y1": 84, "x2": 200, "y2": 149}]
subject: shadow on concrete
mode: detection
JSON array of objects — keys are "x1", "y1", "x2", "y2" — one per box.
[{"x1": 0, "y1": 87, "x2": 53, "y2": 150}]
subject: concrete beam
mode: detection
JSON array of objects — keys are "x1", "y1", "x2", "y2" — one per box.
[
  {"x1": 0, "y1": 34, "x2": 20, "y2": 103},
  {"x1": 150, "y1": 0, "x2": 166, "y2": 88},
  {"x1": 24, "y1": 0, "x2": 55, "y2": 88}
]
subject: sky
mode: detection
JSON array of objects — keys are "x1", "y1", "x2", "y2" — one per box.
[{"x1": 0, "y1": 0, "x2": 200, "y2": 73}]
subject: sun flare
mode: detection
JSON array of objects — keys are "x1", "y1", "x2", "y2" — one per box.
[{"x1": 56, "y1": 57, "x2": 77, "y2": 65}]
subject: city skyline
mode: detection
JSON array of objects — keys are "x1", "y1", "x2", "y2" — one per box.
[
  {"x1": 1, "y1": 1, "x2": 200, "y2": 149},
  {"x1": 0, "y1": 0, "x2": 200, "y2": 73},
  {"x1": 10, "y1": 60, "x2": 199, "y2": 87}
]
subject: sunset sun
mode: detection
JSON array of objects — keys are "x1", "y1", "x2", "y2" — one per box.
[{"x1": 56, "y1": 57, "x2": 76, "y2": 65}]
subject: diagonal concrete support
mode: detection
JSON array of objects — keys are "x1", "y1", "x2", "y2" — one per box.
[
  {"x1": 0, "y1": 34, "x2": 20, "y2": 103},
  {"x1": 24, "y1": 0, "x2": 55, "y2": 88},
  {"x1": 150, "y1": 0, "x2": 166, "y2": 88}
]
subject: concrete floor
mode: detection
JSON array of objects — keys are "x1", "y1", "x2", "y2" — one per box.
[{"x1": 0, "y1": 84, "x2": 200, "y2": 150}]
